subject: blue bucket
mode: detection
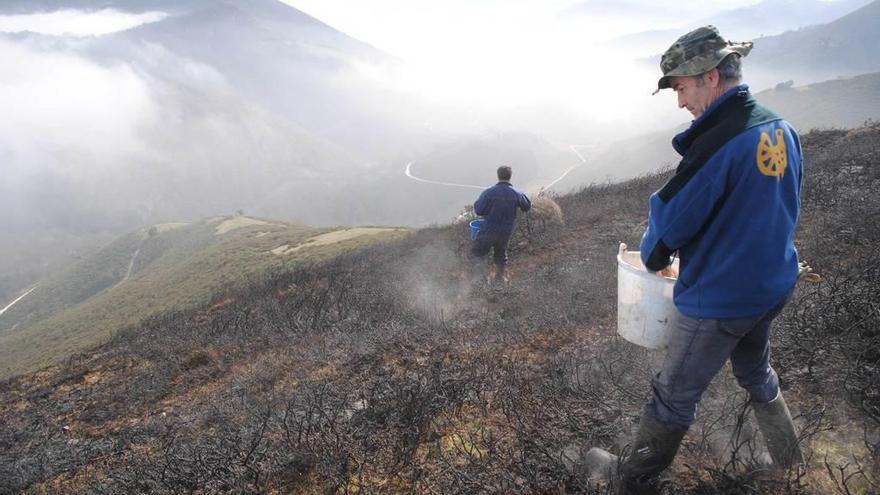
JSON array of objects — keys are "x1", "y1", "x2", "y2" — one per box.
[{"x1": 469, "y1": 219, "x2": 485, "y2": 240}]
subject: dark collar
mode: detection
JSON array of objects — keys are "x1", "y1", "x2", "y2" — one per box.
[
  {"x1": 657, "y1": 84, "x2": 780, "y2": 202},
  {"x1": 673, "y1": 84, "x2": 750, "y2": 156}
]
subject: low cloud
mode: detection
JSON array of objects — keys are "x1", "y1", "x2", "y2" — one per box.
[
  {"x1": 0, "y1": 9, "x2": 168, "y2": 36},
  {"x1": 0, "y1": 34, "x2": 364, "y2": 234},
  {"x1": 0, "y1": 38, "x2": 159, "y2": 230}
]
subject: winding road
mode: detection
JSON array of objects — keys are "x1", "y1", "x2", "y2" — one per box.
[
  {"x1": 0, "y1": 286, "x2": 37, "y2": 317},
  {"x1": 1, "y1": 240, "x2": 143, "y2": 321},
  {"x1": 113, "y1": 244, "x2": 142, "y2": 289},
  {"x1": 404, "y1": 144, "x2": 595, "y2": 193},
  {"x1": 111, "y1": 235, "x2": 150, "y2": 291},
  {"x1": 404, "y1": 162, "x2": 485, "y2": 190},
  {"x1": 539, "y1": 144, "x2": 594, "y2": 193}
]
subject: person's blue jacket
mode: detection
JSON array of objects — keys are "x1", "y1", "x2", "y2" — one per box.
[
  {"x1": 474, "y1": 182, "x2": 531, "y2": 237},
  {"x1": 640, "y1": 84, "x2": 803, "y2": 318}
]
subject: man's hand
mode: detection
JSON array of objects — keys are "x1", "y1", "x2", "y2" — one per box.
[
  {"x1": 798, "y1": 261, "x2": 822, "y2": 283},
  {"x1": 658, "y1": 265, "x2": 678, "y2": 279}
]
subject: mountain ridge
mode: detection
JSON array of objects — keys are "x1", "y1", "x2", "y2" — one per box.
[{"x1": 747, "y1": 0, "x2": 880, "y2": 87}]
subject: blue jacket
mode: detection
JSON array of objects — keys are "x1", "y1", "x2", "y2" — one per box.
[
  {"x1": 640, "y1": 85, "x2": 802, "y2": 318},
  {"x1": 474, "y1": 182, "x2": 531, "y2": 237}
]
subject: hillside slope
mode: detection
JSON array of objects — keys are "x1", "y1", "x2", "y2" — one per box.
[
  {"x1": 753, "y1": 72, "x2": 880, "y2": 131},
  {"x1": 747, "y1": 0, "x2": 880, "y2": 89},
  {"x1": 0, "y1": 217, "x2": 409, "y2": 378},
  {"x1": 702, "y1": 0, "x2": 874, "y2": 40},
  {"x1": 603, "y1": 0, "x2": 873, "y2": 54},
  {"x1": 564, "y1": 73, "x2": 880, "y2": 187},
  {"x1": 0, "y1": 125, "x2": 878, "y2": 493}
]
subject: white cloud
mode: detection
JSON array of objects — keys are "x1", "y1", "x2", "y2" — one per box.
[
  {"x1": 0, "y1": 9, "x2": 167, "y2": 36},
  {"x1": 278, "y1": 0, "x2": 763, "y2": 115},
  {"x1": 0, "y1": 39, "x2": 157, "y2": 174},
  {"x1": 0, "y1": 35, "x2": 352, "y2": 229}
]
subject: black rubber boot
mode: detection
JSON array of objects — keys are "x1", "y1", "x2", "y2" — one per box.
[
  {"x1": 752, "y1": 392, "x2": 804, "y2": 468},
  {"x1": 618, "y1": 414, "x2": 687, "y2": 495}
]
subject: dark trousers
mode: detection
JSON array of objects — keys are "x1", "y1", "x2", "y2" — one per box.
[
  {"x1": 646, "y1": 291, "x2": 792, "y2": 429},
  {"x1": 470, "y1": 231, "x2": 510, "y2": 266}
]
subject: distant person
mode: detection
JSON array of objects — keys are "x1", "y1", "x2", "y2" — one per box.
[
  {"x1": 568, "y1": 26, "x2": 805, "y2": 492},
  {"x1": 471, "y1": 166, "x2": 531, "y2": 284}
]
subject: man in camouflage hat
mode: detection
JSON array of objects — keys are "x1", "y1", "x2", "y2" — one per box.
[
  {"x1": 565, "y1": 26, "x2": 805, "y2": 493},
  {"x1": 652, "y1": 25, "x2": 752, "y2": 96}
]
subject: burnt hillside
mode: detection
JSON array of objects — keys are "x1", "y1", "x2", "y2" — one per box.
[{"x1": 1, "y1": 124, "x2": 878, "y2": 494}]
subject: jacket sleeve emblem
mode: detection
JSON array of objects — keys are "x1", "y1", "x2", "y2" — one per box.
[{"x1": 756, "y1": 128, "x2": 787, "y2": 180}]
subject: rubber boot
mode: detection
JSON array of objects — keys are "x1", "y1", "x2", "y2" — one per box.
[
  {"x1": 618, "y1": 414, "x2": 687, "y2": 495},
  {"x1": 752, "y1": 392, "x2": 804, "y2": 468},
  {"x1": 494, "y1": 264, "x2": 509, "y2": 285}
]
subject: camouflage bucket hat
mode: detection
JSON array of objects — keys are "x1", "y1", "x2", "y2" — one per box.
[{"x1": 654, "y1": 25, "x2": 753, "y2": 94}]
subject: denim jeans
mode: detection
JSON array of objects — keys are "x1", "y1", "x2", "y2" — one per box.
[{"x1": 645, "y1": 291, "x2": 792, "y2": 429}]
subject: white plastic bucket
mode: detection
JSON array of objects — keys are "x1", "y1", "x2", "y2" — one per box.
[{"x1": 616, "y1": 243, "x2": 679, "y2": 350}]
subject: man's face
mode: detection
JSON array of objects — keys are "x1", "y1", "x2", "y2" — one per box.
[{"x1": 670, "y1": 74, "x2": 714, "y2": 118}]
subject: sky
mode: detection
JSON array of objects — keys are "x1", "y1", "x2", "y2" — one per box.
[
  {"x1": 0, "y1": 1, "x2": 829, "y2": 119},
  {"x1": 280, "y1": 0, "x2": 761, "y2": 61},
  {"x1": 1, "y1": 0, "x2": 856, "y2": 141},
  {"x1": 280, "y1": 0, "x2": 763, "y2": 107},
  {"x1": 0, "y1": 1, "x2": 853, "y2": 115}
]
